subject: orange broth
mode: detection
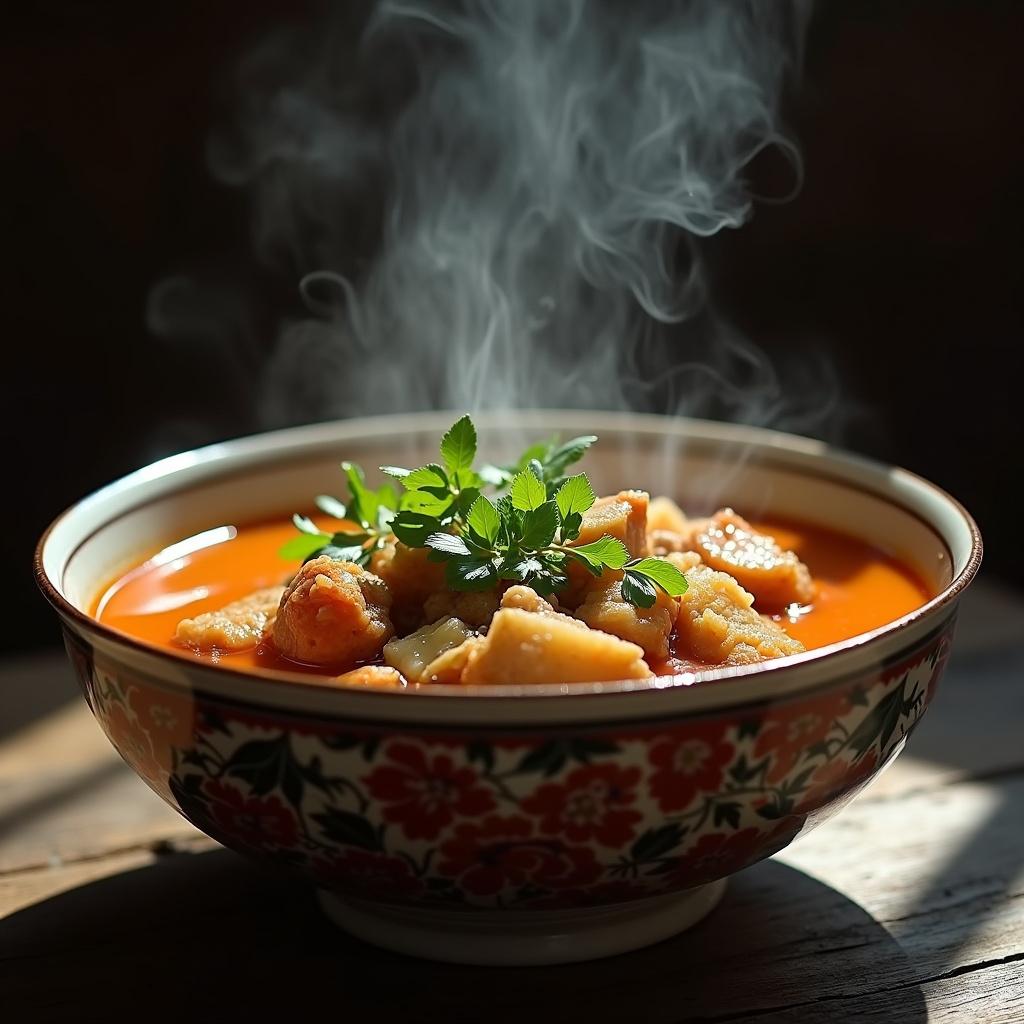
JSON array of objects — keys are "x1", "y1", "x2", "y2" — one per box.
[{"x1": 94, "y1": 516, "x2": 932, "y2": 680}]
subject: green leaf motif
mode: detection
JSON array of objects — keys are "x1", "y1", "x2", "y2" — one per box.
[
  {"x1": 630, "y1": 822, "x2": 686, "y2": 863},
  {"x1": 713, "y1": 801, "x2": 743, "y2": 830},
  {"x1": 510, "y1": 469, "x2": 547, "y2": 512},
  {"x1": 311, "y1": 808, "x2": 381, "y2": 851},
  {"x1": 440, "y1": 415, "x2": 478, "y2": 473}
]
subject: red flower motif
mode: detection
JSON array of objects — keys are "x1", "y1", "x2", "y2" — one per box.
[
  {"x1": 796, "y1": 749, "x2": 879, "y2": 813},
  {"x1": 670, "y1": 823, "x2": 799, "y2": 886},
  {"x1": 521, "y1": 763, "x2": 642, "y2": 846},
  {"x1": 362, "y1": 742, "x2": 497, "y2": 841},
  {"x1": 437, "y1": 815, "x2": 602, "y2": 897},
  {"x1": 309, "y1": 849, "x2": 422, "y2": 901},
  {"x1": 648, "y1": 726, "x2": 735, "y2": 813},
  {"x1": 202, "y1": 779, "x2": 299, "y2": 848},
  {"x1": 754, "y1": 690, "x2": 852, "y2": 783}
]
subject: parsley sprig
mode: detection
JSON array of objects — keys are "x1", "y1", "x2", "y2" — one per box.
[{"x1": 280, "y1": 415, "x2": 688, "y2": 609}]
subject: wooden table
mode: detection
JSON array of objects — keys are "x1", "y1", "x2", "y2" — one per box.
[{"x1": 2, "y1": 577, "x2": 1022, "y2": 1022}]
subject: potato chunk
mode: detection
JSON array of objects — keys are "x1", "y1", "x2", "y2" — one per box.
[
  {"x1": 271, "y1": 557, "x2": 393, "y2": 667},
  {"x1": 575, "y1": 576, "x2": 677, "y2": 659},
  {"x1": 694, "y1": 509, "x2": 813, "y2": 609},
  {"x1": 175, "y1": 587, "x2": 284, "y2": 653},
  {"x1": 573, "y1": 490, "x2": 649, "y2": 558},
  {"x1": 383, "y1": 616, "x2": 474, "y2": 684},
  {"x1": 675, "y1": 562, "x2": 805, "y2": 667},
  {"x1": 459, "y1": 607, "x2": 651, "y2": 685}
]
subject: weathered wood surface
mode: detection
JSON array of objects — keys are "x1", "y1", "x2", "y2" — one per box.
[{"x1": 1, "y1": 576, "x2": 1021, "y2": 1022}]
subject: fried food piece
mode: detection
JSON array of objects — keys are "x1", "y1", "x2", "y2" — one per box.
[
  {"x1": 575, "y1": 575, "x2": 677, "y2": 659},
  {"x1": 334, "y1": 666, "x2": 406, "y2": 688},
  {"x1": 459, "y1": 607, "x2": 651, "y2": 685},
  {"x1": 383, "y1": 616, "x2": 474, "y2": 684},
  {"x1": 175, "y1": 587, "x2": 284, "y2": 653},
  {"x1": 573, "y1": 490, "x2": 649, "y2": 558},
  {"x1": 271, "y1": 556, "x2": 393, "y2": 667},
  {"x1": 422, "y1": 589, "x2": 500, "y2": 629},
  {"x1": 693, "y1": 509, "x2": 813, "y2": 609},
  {"x1": 370, "y1": 541, "x2": 446, "y2": 631},
  {"x1": 674, "y1": 560, "x2": 805, "y2": 667},
  {"x1": 499, "y1": 585, "x2": 558, "y2": 614}
]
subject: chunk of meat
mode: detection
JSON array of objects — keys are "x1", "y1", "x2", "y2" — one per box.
[
  {"x1": 647, "y1": 496, "x2": 689, "y2": 534},
  {"x1": 499, "y1": 585, "x2": 557, "y2": 615},
  {"x1": 458, "y1": 607, "x2": 651, "y2": 685},
  {"x1": 175, "y1": 587, "x2": 284, "y2": 653},
  {"x1": 370, "y1": 541, "x2": 446, "y2": 632},
  {"x1": 383, "y1": 616, "x2": 474, "y2": 684},
  {"x1": 693, "y1": 509, "x2": 813, "y2": 609},
  {"x1": 563, "y1": 490, "x2": 650, "y2": 607},
  {"x1": 422, "y1": 589, "x2": 500, "y2": 629},
  {"x1": 575, "y1": 576, "x2": 677, "y2": 659},
  {"x1": 271, "y1": 556, "x2": 393, "y2": 667},
  {"x1": 334, "y1": 666, "x2": 406, "y2": 688},
  {"x1": 573, "y1": 490, "x2": 649, "y2": 558},
  {"x1": 674, "y1": 561, "x2": 805, "y2": 667}
]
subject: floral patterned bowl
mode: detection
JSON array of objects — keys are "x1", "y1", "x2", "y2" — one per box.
[{"x1": 35, "y1": 412, "x2": 981, "y2": 964}]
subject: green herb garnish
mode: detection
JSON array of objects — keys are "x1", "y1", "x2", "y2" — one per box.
[{"x1": 280, "y1": 415, "x2": 688, "y2": 609}]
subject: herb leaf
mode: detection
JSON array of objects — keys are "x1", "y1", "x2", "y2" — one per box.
[
  {"x1": 315, "y1": 495, "x2": 348, "y2": 520},
  {"x1": 520, "y1": 501, "x2": 560, "y2": 548},
  {"x1": 621, "y1": 570, "x2": 659, "y2": 608},
  {"x1": 570, "y1": 536, "x2": 630, "y2": 570},
  {"x1": 425, "y1": 532, "x2": 472, "y2": 557},
  {"x1": 279, "y1": 533, "x2": 331, "y2": 561},
  {"x1": 440, "y1": 415, "x2": 477, "y2": 473},
  {"x1": 555, "y1": 474, "x2": 596, "y2": 522},
  {"x1": 466, "y1": 495, "x2": 500, "y2": 547},
  {"x1": 626, "y1": 557, "x2": 689, "y2": 597},
  {"x1": 391, "y1": 510, "x2": 441, "y2": 547},
  {"x1": 510, "y1": 469, "x2": 547, "y2": 512}
]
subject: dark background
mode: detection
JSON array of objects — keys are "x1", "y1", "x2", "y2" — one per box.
[{"x1": 4, "y1": 1, "x2": 1020, "y2": 655}]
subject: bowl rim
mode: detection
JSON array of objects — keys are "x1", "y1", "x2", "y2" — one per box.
[{"x1": 35, "y1": 410, "x2": 983, "y2": 706}]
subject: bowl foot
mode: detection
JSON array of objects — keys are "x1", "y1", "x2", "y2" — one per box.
[{"x1": 317, "y1": 879, "x2": 727, "y2": 965}]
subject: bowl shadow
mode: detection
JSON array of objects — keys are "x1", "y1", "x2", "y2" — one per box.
[{"x1": 0, "y1": 848, "x2": 927, "y2": 1023}]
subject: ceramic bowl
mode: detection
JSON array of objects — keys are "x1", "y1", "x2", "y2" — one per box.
[{"x1": 35, "y1": 411, "x2": 981, "y2": 965}]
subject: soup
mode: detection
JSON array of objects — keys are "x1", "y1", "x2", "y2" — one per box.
[
  {"x1": 91, "y1": 416, "x2": 929, "y2": 687},
  {"x1": 96, "y1": 513, "x2": 930, "y2": 681}
]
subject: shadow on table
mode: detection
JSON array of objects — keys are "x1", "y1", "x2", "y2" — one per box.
[{"x1": 0, "y1": 849, "x2": 927, "y2": 1023}]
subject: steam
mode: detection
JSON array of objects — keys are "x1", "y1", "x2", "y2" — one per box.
[{"x1": 152, "y1": 0, "x2": 840, "y2": 437}]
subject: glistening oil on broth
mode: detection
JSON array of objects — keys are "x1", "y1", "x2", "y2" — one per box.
[{"x1": 94, "y1": 517, "x2": 932, "y2": 680}]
